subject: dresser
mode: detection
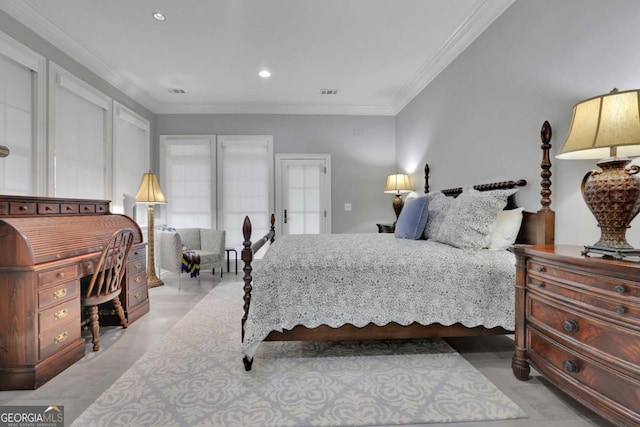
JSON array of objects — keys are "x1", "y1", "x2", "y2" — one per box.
[
  {"x1": 512, "y1": 244, "x2": 640, "y2": 426},
  {"x1": 0, "y1": 195, "x2": 149, "y2": 389}
]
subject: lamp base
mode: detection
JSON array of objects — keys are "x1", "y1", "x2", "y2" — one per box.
[
  {"x1": 582, "y1": 245, "x2": 640, "y2": 260},
  {"x1": 147, "y1": 276, "x2": 165, "y2": 288}
]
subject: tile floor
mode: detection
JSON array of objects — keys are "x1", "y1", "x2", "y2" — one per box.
[{"x1": 0, "y1": 272, "x2": 615, "y2": 427}]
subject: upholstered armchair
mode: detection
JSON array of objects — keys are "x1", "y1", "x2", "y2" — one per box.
[{"x1": 157, "y1": 228, "x2": 226, "y2": 278}]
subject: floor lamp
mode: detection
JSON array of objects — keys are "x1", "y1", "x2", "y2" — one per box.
[{"x1": 135, "y1": 171, "x2": 167, "y2": 288}]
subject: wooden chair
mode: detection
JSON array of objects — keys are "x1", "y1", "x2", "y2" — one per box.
[{"x1": 81, "y1": 228, "x2": 135, "y2": 351}]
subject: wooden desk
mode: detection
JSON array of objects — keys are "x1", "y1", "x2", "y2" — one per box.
[{"x1": 0, "y1": 195, "x2": 149, "y2": 390}]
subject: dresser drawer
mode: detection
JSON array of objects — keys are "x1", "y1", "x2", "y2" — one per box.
[
  {"x1": 528, "y1": 259, "x2": 640, "y2": 298},
  {"x1": 39, "y1": 299, "x2": 81, "y2": 333},
  {"x1": 38, "y1": 264, "x2": 79, "y2": 287},
  {"x1": 39, "y1": 319, "x2": 81, "y2": 360},
  {"x1": 38, "y1": 280, "x2": 80, "y2": 309},
  {"x1": 528, "y1": 278, "x2": 640, "y2": 327},
  {"x1": 528, "y1": 295, "x2": 640, "y2": 370},
  {"x1": 528, "y1": 330, "x2": 640, "y2": 415}
]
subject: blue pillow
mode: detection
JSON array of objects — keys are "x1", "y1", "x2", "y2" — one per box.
[{"x1": 394, "y1": 195, "x2": 429, "y2": 239}]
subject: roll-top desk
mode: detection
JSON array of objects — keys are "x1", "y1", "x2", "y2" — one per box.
[{"x1": 0, "y1": 195, "x2": 149, "y2": 390}]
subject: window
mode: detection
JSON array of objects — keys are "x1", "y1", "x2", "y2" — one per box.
[
  {"x1": 217, "y1": 135, "x2": 274, "y2": 253},
  {"x1": 160, "y1": 135, "x2": 215, "y2": 229},
  {"x1": 0, "y1": 30, "x2": 46, "y2": 195},
  {"x1": 49, "y1": 62, "x2": 112, "y2": 199}
]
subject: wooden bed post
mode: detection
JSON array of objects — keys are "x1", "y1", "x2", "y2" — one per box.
[
  {"x1": 241, "y1": 216, "x2": 254, "y2": 371},
  {"x1": 537, "y1": 121, "x2": 555, "y2": 245}
]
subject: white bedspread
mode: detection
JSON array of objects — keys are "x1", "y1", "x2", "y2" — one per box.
[{"x1": 242, "y1": 233, "x2": 516, "y2": 359}]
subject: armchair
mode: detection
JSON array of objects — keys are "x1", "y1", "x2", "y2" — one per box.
[{"x1": 157, "y1": 228, "x2": 226, "y2": 278}]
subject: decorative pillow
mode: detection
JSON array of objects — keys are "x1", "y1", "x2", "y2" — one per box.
[
  {"x1": 432, "y1": 188, "x2": 519, "y2": 249},
  {"x1": 422, "y1": 192, "x2": 454, "y2": 240},
  {"x1": 394, "y1": 195, "x2": 429, "y2": 239},
  {"x1": 484, "y1": 207, "x2": 524, "y2": 250}
]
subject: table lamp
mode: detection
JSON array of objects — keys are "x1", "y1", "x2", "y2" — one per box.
[
  {"x1": 135, "y1": 171, "x2": 167, "y2": 287},
  {"x1": 557, "y1": 88, "x2": 640, "y2": 259},
  {"x1": 384, "y1": 173, "x2": 413, "y2": 220}
]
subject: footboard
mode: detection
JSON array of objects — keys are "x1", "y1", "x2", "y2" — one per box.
[{"x1": 241, "y1": 214, "x2": 275, "y2": 370}]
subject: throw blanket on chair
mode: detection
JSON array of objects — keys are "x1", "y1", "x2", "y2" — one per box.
[{"x1": 182, "y1": 250, "x2": 200, "y2": 278}]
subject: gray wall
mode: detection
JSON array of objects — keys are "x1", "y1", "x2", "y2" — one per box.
[
  {"x1": 156, "y1": 114, "x2": 397, "y2": 233},
  {"x1": 396, "y1": 0, "x2": 640, "y2": 247}
]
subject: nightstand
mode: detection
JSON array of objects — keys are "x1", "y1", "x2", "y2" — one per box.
[
  {"x1": 512, "y1": 244, "x2": 640, "y2": 426},
  {"x1": 376, "y1": 223, "x2": 395, "y2": 233}
]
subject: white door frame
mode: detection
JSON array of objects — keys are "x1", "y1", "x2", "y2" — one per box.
[{"x1": 275, "y1": 153, "x2": 331, "y2": 236}]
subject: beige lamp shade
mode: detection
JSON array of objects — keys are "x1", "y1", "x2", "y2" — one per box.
[
  {"x1": 384, "y1": 174, "x2": 413, "y2": 194},
  {"x1": 135, "y1": 172, "x2": 167, "y2": 204},
  {"x1": 557, "y1": 88, "x2": 640, "y2": 160}
]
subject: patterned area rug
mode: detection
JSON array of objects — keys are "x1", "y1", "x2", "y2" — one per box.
[{"x1": 73, "y1": 282, "x2": 526, "y2": 427}]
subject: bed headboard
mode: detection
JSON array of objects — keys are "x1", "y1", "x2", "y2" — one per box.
[{"x1": 422, "y1": 121, "x2": 555, "y2": 246}]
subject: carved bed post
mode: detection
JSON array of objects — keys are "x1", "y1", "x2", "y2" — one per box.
[
  {"x1": 241, "y1": 216, "x2": 254, "y2": 371},
  {"x1": 537, "y1": 121, "x2": 555, "y2": 245},
  {"x1": 424, "y1": 163, "x2": 430, "y2": 193}
]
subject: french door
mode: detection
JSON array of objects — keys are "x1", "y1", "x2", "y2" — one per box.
[{"x1": 276, "y1": 154, "x2": 331, "y2": 235}]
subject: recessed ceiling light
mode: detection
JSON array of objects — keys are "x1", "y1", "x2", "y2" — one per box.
[
  {"x1": 152, "y1": 12, "x2": 166, "y2": 21},
  {"x1": 259, "y1": 70, "x2": 271, "y2": 78}
]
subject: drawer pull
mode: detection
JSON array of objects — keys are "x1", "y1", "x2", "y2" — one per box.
[
  {"x1": 19, "y1": 205, "x2": 28, "y2": 211},
  {"x1": 615, "y1": 285, "x2": 626, "y2": 294},
  {"x1": 135, "y1": 277, "x2": 142, "y2": 283},
  {"x1": 536, "y1": 265, "x2": 546, "y2": 273},
  {"x1": 562, "y1": 320, "x2": 579, "y2": 333},
  {"x1": 53, "y1": 288, "x2": 68, "y2": 299},
  {"x1": 54, "y1": 331, "x2": 68, "y2": 344},
  {"x1": 535, "y1": 281, "x2": 544, "y2": 288},
  {"x1": 615, "y1": 306, "x2": 626, "y2": 315},
  {"x1": 134, "y1": 292, "x2": 142, "y2": 299},
  {"x1": 57, "y1": 272, "x2": 65, "y2": 279},
  {"x1": 134, "y1": 262, "x2": 142, "y2": 269},
  {"x1": 563, "y1": 360, "x2": 579, "y2": 373},
  {"x1": 54, "y1": 308, "x2": 68, "y2": 320}
]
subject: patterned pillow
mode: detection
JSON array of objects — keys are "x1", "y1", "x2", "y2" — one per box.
[
  {"x1": 423, "y1": 192, "x2": 454, "y2": 240},
  {"x1": 432, "y1": 188, "x2": 518, "y2": 249},
  {"x1": 394, "y1": 195, "x2": 429, "y2": 239}
]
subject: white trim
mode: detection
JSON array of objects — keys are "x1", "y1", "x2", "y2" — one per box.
[
  {"x1": 0, "y1": 29, "x2": 47, "y2": 195},
  {"x1": 154, "y1": 102, "x2": 396, "y2": 116},
  {"x1": 275, "y1": 153, "x2": 332, "y2": 236}
]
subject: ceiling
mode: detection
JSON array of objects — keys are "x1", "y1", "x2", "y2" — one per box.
[{"x1": 0, "y1": 0, "x2": 514, "y2": 115}]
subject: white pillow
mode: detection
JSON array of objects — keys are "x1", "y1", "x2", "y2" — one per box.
[{"x1": 484, "y1": 207, "x2": 524, "y2": 250}]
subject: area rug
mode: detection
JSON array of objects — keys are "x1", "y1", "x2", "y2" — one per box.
[{"x1": 72, "y1": 282, "x2": 526, "y2": 427}]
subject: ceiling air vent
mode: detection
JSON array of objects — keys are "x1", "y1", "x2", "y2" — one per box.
[
  {"x1": 167, "y1": 88, "x2": 186, "y2": 94},
  {"x1": 320, "y1": 89, "x2": 338, "y2": 95}
]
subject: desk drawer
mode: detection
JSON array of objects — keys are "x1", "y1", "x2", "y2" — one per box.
[
  {"x1": 9, "y1": 201, "x2": 36, "y2": 215},
  {"x1": 38, "y1": 280, "x2": 79, "y2": 309},
  {"x1": 127, "y1": 273, "x2": 148, "y2": 310},
  {"x1": 529, "y1": 329, "x2": 640, "y2": 414},
  {"x1": 79, "y1": 204, "x2": 95, "y2": 214},
  {"x1": 127, "y1": 258, "x2": 146, "y2": 276},
  {"x1": 528, "y1": 296, "x2": 640, "y2": 369},
  {"x1": 39, "y1": 299, "x2": 81, "y2": 333},
  {"x1": 61, "y1": 203, "x2": 79, "y2": 214},
  {"x1": 39, "y1": 318, "x2": 81, "y2": 360},
  {"x1": 38, "y1": 264, "x2": 78, "y2": 287},
  {"x1": 37, "y1": 203, "x2": 60, "y2": 215}
]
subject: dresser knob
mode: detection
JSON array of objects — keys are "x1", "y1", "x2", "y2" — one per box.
[
  {"x1": 535, "y1": 281, "x2": 544, "y2": 288},
  {"x1": 614, "y1": 285, "x2": 626, "y2": 294},
  {"x1": 615, "y1": 306, "x2": 626, "y2": 315},
  {"x1": 536, "y1": 266, "x2": 546, "y2": 273},
  {"x1": 563, "y1": 360, "x2": 580, "y2": 373},
  {"x1": 562, "y1": 320, "x2": 579, "y2": 333}
]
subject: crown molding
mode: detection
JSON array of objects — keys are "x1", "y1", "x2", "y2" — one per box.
[
  {"x1": 391, "y1": 0, "x2": 515, "y2": 115},
  {"x1": 1, "y1": 0, "x2": 512, "y2": 116}
]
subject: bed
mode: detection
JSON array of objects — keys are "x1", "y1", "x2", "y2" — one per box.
[{"x1": 241, "y1": 121, "x2": 555, "y2": 371}]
